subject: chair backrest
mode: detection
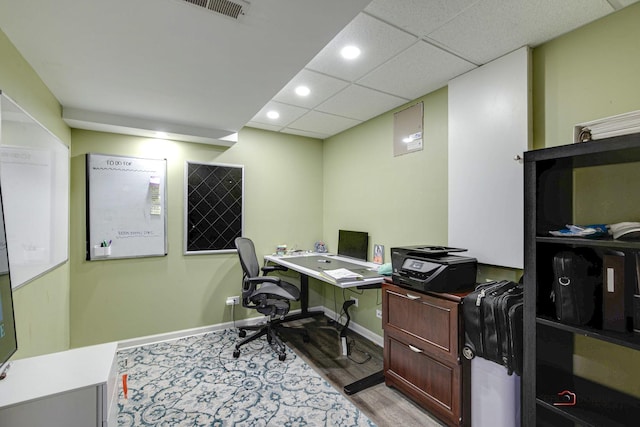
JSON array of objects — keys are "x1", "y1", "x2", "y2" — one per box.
[
  {"x1": 235, "y1": 237, "x2": 261, "y2": 305},
  {"x1": 235, "y1": 237, "x2": 260, "y2": 278}
]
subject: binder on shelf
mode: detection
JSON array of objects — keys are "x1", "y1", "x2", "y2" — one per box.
[{"x1": 603, "y1": 253, "x2": 625, "y2": 332}]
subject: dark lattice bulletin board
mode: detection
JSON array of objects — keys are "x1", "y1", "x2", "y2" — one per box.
[{"x1": 185, "y1": 162, "x2": 244, "y2": 254}]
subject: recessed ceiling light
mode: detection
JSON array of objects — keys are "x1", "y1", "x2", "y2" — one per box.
[
  {"x1": 295, "y1": 85, "x2": 311, "y2": 97},
  {"x1": 155, "y1": 131, "x2": 168, "y2": 138},
  {"x1": 340, "y1": 45, "x2": 361, "y2": 60},
  {"x1": 267, "y1": 110, "x2": 280, "y2": 119}
]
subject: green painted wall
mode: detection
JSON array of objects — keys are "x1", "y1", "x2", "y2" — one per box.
[
  {"x1": 532, "y1": 3, "x2": 640, "y2": 148},
  {"x1": 69, "y1": 127, "x2": 324, "y2": 346},
  {"x1": 0, "y1": 28, "x2": 71, "y2": 358},
  {"x1": 321, "y1": 88, "x2": 450, "y2": 334}
]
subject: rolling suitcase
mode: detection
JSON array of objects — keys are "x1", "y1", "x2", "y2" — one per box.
[
  {"x1": 463, "y1": 280, "x2": 523, "y2": 375},
  {"x1": 506, "y1": 299, "x2": 523, "y2": 376}
]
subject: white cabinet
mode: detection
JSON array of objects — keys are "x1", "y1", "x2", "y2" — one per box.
[{"x1": 0, "y1": 342, "x2": 118, "y2": 427}]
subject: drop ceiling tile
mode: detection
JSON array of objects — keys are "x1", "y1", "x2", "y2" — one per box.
[
  {"x1": 272, "y1": 69, "x2": 349, "y2": 109},
  {"x1": 316, "y1": 85, "x2": 408, "y2": 121},
  {"x1": 427, "y1": 0, "x2": 615, "y2": 65},
  {"x1": 249, "y1": 101, "x2": 309, "y2": 128},
  {"x1": 365, "y1": 0, "x2": 478, "y2": 37},
  {"x1": 287, "y1": 111, "x2": 362, "y2": 136},
  {"x1": 306, "y1": 13, "x2": 418, "y2": 82},
  {"x1": 358, "y1": 40, "x2": 476, "y2": 100}
]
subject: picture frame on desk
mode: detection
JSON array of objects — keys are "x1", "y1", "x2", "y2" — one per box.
[{"x1": 373, "y1": 244, "x2": 384, "y2": 264}]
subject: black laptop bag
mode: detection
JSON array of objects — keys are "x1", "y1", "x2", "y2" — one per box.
[
  {"x1": 551, "y1": 249, "x2": 602, "y2": 326},
  {"x1": 462, "y1": 280, "x2": 524, "y2": 375}
]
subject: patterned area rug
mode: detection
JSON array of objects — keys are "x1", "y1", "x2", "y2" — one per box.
[{"x1": 117, "y1": 329, "x2": 376, "y2": 426}]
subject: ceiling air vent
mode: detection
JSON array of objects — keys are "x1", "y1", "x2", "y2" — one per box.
[{"x1": 182, "y1": 0, "x2": 249, "y2": 20}]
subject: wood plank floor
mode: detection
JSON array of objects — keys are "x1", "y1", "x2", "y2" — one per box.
[{"x1": 282, "y1": 316, "x2": 446, "y2": 427}]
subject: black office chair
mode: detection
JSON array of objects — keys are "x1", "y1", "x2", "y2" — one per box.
[{"x1": 233, "y1": 237, "x2": 309, "y2": 361}]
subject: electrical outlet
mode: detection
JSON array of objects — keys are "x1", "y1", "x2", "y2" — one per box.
[
  {"x1": 376, "y1": 309, "x2": 382, "y2": 319},
  {"x1": 350, "y1": 297, "x2": 358, "y2": 307},
  {"x1": 226, "y1": 296, "x2": 240, "y2": 306}
]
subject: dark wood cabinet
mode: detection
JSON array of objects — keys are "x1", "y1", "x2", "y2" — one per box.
[
  {"x1": 382, "y1": 281, "x2": 469, "y2": 426},
  {"x1": 523, "y1": 133, "x2": 640, "y2": 426}
]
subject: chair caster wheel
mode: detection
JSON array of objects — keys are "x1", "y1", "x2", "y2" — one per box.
[
  {"x1": 303, "y1": 334, "x2": 310, "y2": 343},
  {"x1": 278, "y1": 353, "x2": 286, "y2": 361},
  {"x1": 238, "y1": 330, "x2": 246, "y2": 338},
  {"x1": 233, "y1": 349, "x2": 240, "y2": 358}
]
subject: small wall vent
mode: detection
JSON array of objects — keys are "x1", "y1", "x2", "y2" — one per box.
[{"x1": 182, "y1": 0, "x2": 249, "y2": 20}]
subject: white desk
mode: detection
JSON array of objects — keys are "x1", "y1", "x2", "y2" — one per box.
[
  {"x1": 0, "y1": 342, "x2": 119, "y2": 427},
  {"x1": 264, "y1": 253, "x2": 385, "y2": 320},
  {"x1": 265, "y1": 252, "x2": 384, "y2": 288},
  {"x1": 264, "y1": 252, "x2": 386, "y2": 394}
]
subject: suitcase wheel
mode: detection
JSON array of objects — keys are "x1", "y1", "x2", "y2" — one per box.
[{"x1": 462, "y1": 346, "x2": 475, "y2": 360}]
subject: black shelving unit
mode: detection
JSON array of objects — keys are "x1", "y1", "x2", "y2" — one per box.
[{"x1": 523, "y1": 133, "x2": 640, "y2": 426}]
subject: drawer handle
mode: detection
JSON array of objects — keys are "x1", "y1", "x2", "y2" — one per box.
[
  {"x1": 405, "y1": 293, "x2": 421, "y2": 300},
  {"x1": 408, "y1": 345, "x2": 423, "y2": 353}
]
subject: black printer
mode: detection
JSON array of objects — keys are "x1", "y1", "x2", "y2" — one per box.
[{"x1": 391, "y1": 245, "x2": 477, "y2": 293}]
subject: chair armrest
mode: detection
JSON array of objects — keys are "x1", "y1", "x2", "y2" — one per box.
[
  {"x1": 262, "y1": 265, "x2": 288, "y2": 274},
  {"x1": 246, "y1": 276, "x2": 281, "y2": 285}
]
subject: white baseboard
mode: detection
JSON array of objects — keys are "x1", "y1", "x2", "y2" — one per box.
[
  {"x1": 117, "y1": 305, "x2": 383, "y2": 350},
  {"x1": 117, "y1": 316, "x2": 264, "y2": 350}
]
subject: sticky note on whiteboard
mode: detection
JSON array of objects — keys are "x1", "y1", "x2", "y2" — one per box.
[{"x1": 150, "y1": 205, "x2": 161, "y2": 216}]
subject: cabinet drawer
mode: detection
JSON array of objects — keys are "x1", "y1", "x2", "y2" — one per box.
[
  {"x1": 383, "y1": 284, "x2": 460, "y2": 361},
  {"x1": 384, "y1": 333, "x2": 462, "y2": 426}
]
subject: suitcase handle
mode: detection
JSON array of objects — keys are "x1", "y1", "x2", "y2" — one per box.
[
  {"x1": 408, "y1": 344, "x2": 423, "y2": 353},
  {"x1": 405, "y1": 293, "x2": 421, "y2": 300}
]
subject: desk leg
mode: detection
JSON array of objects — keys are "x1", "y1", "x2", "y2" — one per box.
[
  {"x1": 340, "y1": 299, "x2": 384, "y2": 394},
  {"x1": 300, "y1": 273, "x2": 310, "y2": 313},
  {"x1": 284, "y1": 273, "x2": 324, "y2": 322}
]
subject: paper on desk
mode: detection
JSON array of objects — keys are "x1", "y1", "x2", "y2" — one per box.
[{"x1": 322, "y1": 268, "x2": 363, "y2": 282}]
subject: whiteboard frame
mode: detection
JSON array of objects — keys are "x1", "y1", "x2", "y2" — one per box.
[
  {"x1": 184, "y1": 161, "x2": 244, "y2": 255},
  {"x1": 86, "y1": 153, "x2": 168, "y2": 261}
]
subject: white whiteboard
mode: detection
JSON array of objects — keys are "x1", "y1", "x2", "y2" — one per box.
[
  {"x1": 86, "y1": 153, "x2": 167, "y2": 260},
  {"x1": 448, "y1": 47, "x2": 530, "y2": 269},
  {"x1": 0, "y1": 91, "x2": 69, "y2": 289}
]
